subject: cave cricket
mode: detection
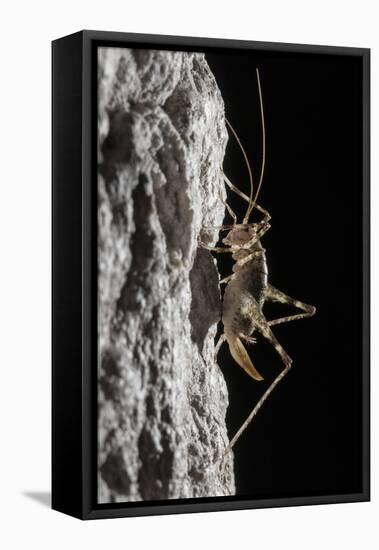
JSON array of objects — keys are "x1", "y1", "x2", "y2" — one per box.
[{"x1": 199, "y1": 68, "x2": 316, "y2": 456}]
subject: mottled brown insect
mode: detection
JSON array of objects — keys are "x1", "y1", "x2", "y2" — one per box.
[{"x1": 199, "y1": 68, "x2": 316, "y2": 455}]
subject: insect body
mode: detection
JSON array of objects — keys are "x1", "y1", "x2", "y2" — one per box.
[
  {"x1": 222, "y1": 224, "x2": 269, "y2": 382},
  {"x1": 200, "y1": 69, "x2": 316, "y2": 455}
]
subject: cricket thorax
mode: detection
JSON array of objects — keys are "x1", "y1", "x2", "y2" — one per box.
[{"x1": 222, "y1": 226, "x2": 257, "y2": 248}]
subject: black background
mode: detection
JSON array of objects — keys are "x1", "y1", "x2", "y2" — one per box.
[{"x1": 205, "y1": 50, "x2": 363, "y2": 498}]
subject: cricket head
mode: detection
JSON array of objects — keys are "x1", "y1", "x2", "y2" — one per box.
[{"x1": 222, "y1": 225, "x2": 257, "y2": 247}]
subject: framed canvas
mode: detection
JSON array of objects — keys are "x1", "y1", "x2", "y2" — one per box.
[{"x1": 52, "y1": 30, "x2": 370, "y2": 520}]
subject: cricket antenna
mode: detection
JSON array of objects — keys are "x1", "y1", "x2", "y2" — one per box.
[
  {"x1": 244, "y1": 68, "x2": 266, "y2": 223},
  {"x1": 225, "y1": 118, "x2": 255, "y2": 223},
  {"x1": 225, "y1": 68, "x2": 266, "y2": 225}
]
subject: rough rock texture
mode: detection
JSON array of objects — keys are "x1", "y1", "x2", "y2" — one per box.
[{"x1": 98, "y1": 47, "x2": 235, "y2": 503}]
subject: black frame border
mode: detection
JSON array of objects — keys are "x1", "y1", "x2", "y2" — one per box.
[{"x1": 53, "y1": 30, "x2": 370, "y2": 520}]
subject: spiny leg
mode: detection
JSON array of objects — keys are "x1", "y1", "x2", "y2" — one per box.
[
  {"x1": 223, "y1": 173, "x2": 271, "y2": 222},
  {"x1": 197, "y1": 239, "x2": 238, "y2": 287},
  {"x1": 219, "y1": 187, "x2": 237, "y2": 224},
  {"x1": 223, "y1": 303, "x2": 292, "y2": 456},
  {"x1": 250, "y1": 305, "x2": 292, "y2": 373},
  {"x1": 200, "y1": 173, "x2": 245, "y2": 235},
  {"x1": 224, "y1": 358, "x2": 291, "y2": 456},
  {"x1": 265, "y1": 284, "x2": 316, "y2": 327},
  {"x1": 241, "y1": 335, "x2": 257, "y2": 345},
  {"x1": 223, "y1": 172, "x2": 249, "y2": 202},
  {"x1": 214, "y1": 333, "x2": 226, "y2": 364}
]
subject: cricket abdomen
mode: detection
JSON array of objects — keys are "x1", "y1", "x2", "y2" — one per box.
[{"x1": 222, "y1": 246, "x2": 268, "y2": 338}]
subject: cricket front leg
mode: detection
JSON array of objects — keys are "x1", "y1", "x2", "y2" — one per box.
[
  {"x1": 214, "y1": 333, "x2": 226, "y2": 365},
  {"x1": 223, "y1": 173, "x2": 271, "y2": 223}
]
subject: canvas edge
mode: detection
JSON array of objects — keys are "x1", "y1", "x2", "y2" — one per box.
[{"x1": 52, "y1": 30, "x2": 370, "y2": 520}]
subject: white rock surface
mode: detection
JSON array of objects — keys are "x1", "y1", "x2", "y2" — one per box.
[{"x1": 98, "y1": 47, "x2": 235, "y2": 503}]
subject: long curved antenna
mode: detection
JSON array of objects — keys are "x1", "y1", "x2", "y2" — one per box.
[
  {"x1": 254, "y1": 68, "x2": 266, "y2": 206},
  {"x1": 244, "y1": 68, "x2": 266, "y2": 222},
  {"x1": 225, "y1": 69, "x2": 266, "y2": 224},
  {"x1": 225, "y1": 118, "x2": 254, "y2": 223}
]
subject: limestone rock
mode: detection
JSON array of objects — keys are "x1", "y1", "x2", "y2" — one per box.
[{"x1": 97, "y1": 47, "x2": 235, "y2": 503}]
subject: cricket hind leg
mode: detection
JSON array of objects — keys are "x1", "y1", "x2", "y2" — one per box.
[
  {"x1": 244, "y1": 301, "x2": 292, "y2": 369},
  {"x1": 224, "y1": 289, "x2": 316, "y2": 455},
  {"x1": 223, "y1": 303, "x2": 292, "y2": 456},
  {"x1": 265, "y1": 285, "x2": 316, "y2": 327},
  {"x1": 224, "y1": 347, "x2": 292, "y2": 457}
]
